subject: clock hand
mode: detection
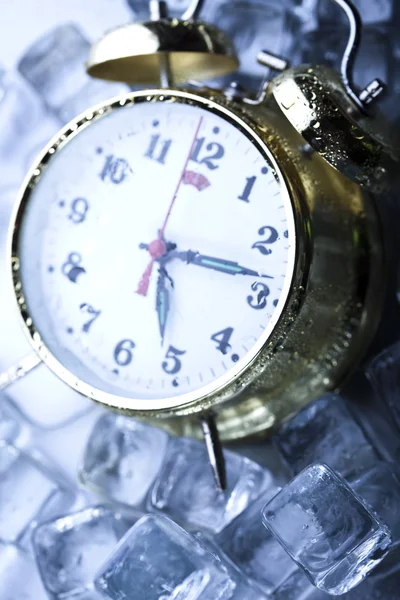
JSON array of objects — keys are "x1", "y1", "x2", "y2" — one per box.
[
  {"x1": 172, "y1": 250, "x2": 273, "y2": 279},
  {"x1": 156, "y1": 266, "x2": 173, "y2": 345},
  {"x1": 136, "y1": 116, "x2": 204, "y2": 296}
]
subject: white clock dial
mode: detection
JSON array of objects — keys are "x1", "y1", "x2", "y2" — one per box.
[{"x1": 15, "y1": 94, "x2": 296, "y2": 407}]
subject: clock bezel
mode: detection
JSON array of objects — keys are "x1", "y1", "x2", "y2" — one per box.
[{"x1": 8, "y1": 88, "x2": 300, "y2": 416}]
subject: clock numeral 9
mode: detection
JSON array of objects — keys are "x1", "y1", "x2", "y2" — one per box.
[
  {"x1": 211, "y1": 327, "x2": 233, "y2": 355},
  {"x1": 252, "y1": 226, "x2": 279, "y2": 255},
  {"x1": 69, "y1": 197, "x2": 89, "y2": 223},
  {"x1": 114, "y1": 339, "x2": 136, "y2": 366},
  {"x1": 162, "y1": 345, "x2": 186, "y2": 375},
  {"x1": 191, "y1": 137, "x2": 225, "y2": 170},
  {"x1": 247, "y1": 282, "x2": 270, "y2": 310}
]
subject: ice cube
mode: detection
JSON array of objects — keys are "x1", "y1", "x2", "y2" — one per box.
[
  {"x1": 0, "y1": 441, "x2": 73, "y2": 544},
  {"x1": 350, "y1": 462, "x2": 400, "y2": 548},
  {"x1": 0, "y1": 393, "x2": 21, "y2": 443},
  {"x1": 216, "y1": 488, "x2": 298, "y2": 594},
  {"x1": 344, "y1": 547, "x2": 400, "y2": 599},
  {"x1": 0, "y1": 541, "x2": 47, "y2": 600},
  {"x1": 366, "y1": 342, "x2": 400, "y2": 431},
  {"x1": 18, "y1": 24, "x2": 128, "y2": 124},
  {"x1": 33, "y1": 505, "x2": 132, "y2": 599},
  {"x1": 149, "y1": 436, "x2": 270, "y2": 534},
  {"x1": 94, "y1": 514, "x2": 236, "y2": 600},
  {"x1": 262, "y1": 464, "x2": 391, "y2": 595},
  {"x1": 80, "y1": 413, "x2": 169, "y2": 509},
  {"x1": 274, "y1": 394, "x2": 378, "y2": 478},
  {"x1": 273, "y1": 568, "x2": 328, "y2": 600}
]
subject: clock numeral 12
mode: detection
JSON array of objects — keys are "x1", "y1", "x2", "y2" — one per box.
[
  {"x1": 191, "y1": 137, "x2": 225, "y2": 170},
  {"x1": 145, "y1": 134, "x2": 172, "y2": 164}
]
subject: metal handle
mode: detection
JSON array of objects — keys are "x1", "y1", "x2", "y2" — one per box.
[
  {"x1": 329, "y1": 0, "x2": 385, "y2": 108},
  {"x1": 149, "y1": 0, "x2": 205, "y2": 21},
  {"x1": 182, "y1": 0, "x2": 205, "y2": 21}
]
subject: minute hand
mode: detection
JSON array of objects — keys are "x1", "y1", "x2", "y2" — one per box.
[{"x1": 179, "y1": 251, "x2": 273, "y2": 279}]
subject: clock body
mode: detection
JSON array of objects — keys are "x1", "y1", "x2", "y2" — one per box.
[{"x1": 9, "y1": 88, "x2": 384, "y2": 440}]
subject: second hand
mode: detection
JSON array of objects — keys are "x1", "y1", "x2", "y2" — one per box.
[{"x1": 136, "y1": 116, "x2": 204, "y2": 296}]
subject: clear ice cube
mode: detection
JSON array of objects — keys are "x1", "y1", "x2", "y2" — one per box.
[
  {"x1": 350, "y1": 462, "x2": 400, "y2": 548},
  {"x1": 274, "y1": 394, "x2": 378, "y2": 478},
  {"x1": 366, "y1": 342, "x2": 400, "y2": 431},
  {"x1": 344, "y1": 547, "x2": 400, "y2": 599},
  {"x1": 33, "y1": 505, "x2": 132, "y2": 598},
  {"x1": 262, "y1": 464, "x2": 391, "y2": 595},
  {"x1": 216, "y1": 488, "x2": 298, "y2": 594},
  {"x1": 0, "y1": 394, "x2": 21, "y2": 443},
  {"x1": 80, "y1": 413, "x2": 169, "y2": 508},
  {"x1": 0, "y1": 441, "x2": 73, "y2": 544},
  {"x1": 94, "y1": 514, "x2": 236, "y2": 600},
  {"x1": 149, "y1": 437, "x2": 270, "y2": 533},
  {"x1": 0, "y1": 541, "x2": 47, "y2": 600},
  {"x1": 18, "y1": 24, "x2": 127, "y2": 124}
]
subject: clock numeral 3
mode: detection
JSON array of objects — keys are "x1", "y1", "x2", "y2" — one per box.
[
  {"x1": 145, "y1": 134, "x2": 172, "y2": 164},
  {"x1": 191, "y1": 137, "x2": 225, "y2": 170},
  {"x1": 162, "y1": 345, "x2": 186, "y2": 375},
  {"x1": 79, "y1": 303, "x2": 101, "y2": 332},
  {"x1": 252, "y1": 226, "x2": 279, "y2": 255},
  {"x1": 69, "y1": 197, "x2": 89, "y2": 223},
  {"x1": 211, "y1": 327, "x2": 233, "y2": 355},
  {"x1": 114, "y1": 339, "x2": 136, "y2": 366},
  {"x1": 247, "y1": 281, "x2": 270, "y2": 310},
  {"x1": 99, "y1": 154, "x2": 132, "y2": 184},
  {"x1": 62, "y1": 252, "x2": 86, "y2": 283}
]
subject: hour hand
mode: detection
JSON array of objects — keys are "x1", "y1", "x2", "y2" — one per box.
[
  {"x1": 176, "y1": 250, "x2": 273, "y2": 279},
  {"x1": 156, "y1": 267, "x2": 172, "y2": 345}
]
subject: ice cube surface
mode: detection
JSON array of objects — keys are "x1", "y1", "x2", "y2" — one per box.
[
  {"x1": 149, "y1": 436, "x2": 269, "y2": 533},
  {"x1": 351, "y1": 462, "x2": 400, "y2": 547},
  {"x1": 0, "y1": 542, "x2": 47, "y2": 600},
  {"x1": 80, "y1": 413, "x2": 169, "y2": 508},
  {"x1": 18, "y1": 24, "x2": 127, "y2": 123},
  {"x1": 216, "y1": 487, "x2": 298, "y2": 594},
  {"x1": 274, "y1": 394, "x2": 378, "y2": 478},
  {"x1": 0, "y1": 395, "x2": 21, "y2": 443},
  {"x1": 367, "y1": 342, "x2": 400, "y2": 431},
  {"x1": 33, "y1": 505, "x2": 132, "y2": 598},
  {"x1": 95, "y1": 514, "x2": 236, "y2": 600},
  {"x1": 263, "y1": 464, "x2": 391, "y2": 595},
  {"x1": 0, "y1": 441, "x2": 72, "y2": 543}
]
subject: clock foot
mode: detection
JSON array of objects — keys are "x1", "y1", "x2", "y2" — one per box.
[
  {"x1": 200, "y1": 413, "x2": 227, "y2": 491},
  {"x1": 0, "y1": 353, "x2": 42, "y2": 390}
]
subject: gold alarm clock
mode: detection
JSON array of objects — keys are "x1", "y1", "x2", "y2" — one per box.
[{"x1": 4, "y1": 0, "x2": 398, "y2": 487}]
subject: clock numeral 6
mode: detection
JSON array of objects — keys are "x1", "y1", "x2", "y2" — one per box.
[
  {"x1": 114, "y1": 339, "x2": 136, "y2": 366},
  {"x1": 247, "y1": 282, "x2": 270, "y2": 310},
  {"x1": 211, "y1": 327, "x2": 233, "y2": 355},
  {"x1": 252, "y1": 226, "x2": 279, "y2": 255},
  {"x1": 162, "y1": 345, "x2": 186, "y2": 375}
]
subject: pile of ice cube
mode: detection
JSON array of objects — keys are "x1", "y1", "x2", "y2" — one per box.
[{"x1": 1, "y1": 341, "x2": 400, "y2": 600}]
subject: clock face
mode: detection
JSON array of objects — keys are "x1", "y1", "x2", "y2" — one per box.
[{"x1": 13, "y1": 92, "x2": 296, "y2": 411}]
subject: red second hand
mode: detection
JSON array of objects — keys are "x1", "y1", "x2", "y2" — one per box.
[{"x1": 136, "y1": 116, "x2": 204, "y2": 296}]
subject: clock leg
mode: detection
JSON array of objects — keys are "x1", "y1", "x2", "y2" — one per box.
[
  {"x1": 0, "y1": 352, "x2": 41, "y2": 390},
  {"x1": 200, "y1": 413, "x2": 227, "y2": 491}
]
